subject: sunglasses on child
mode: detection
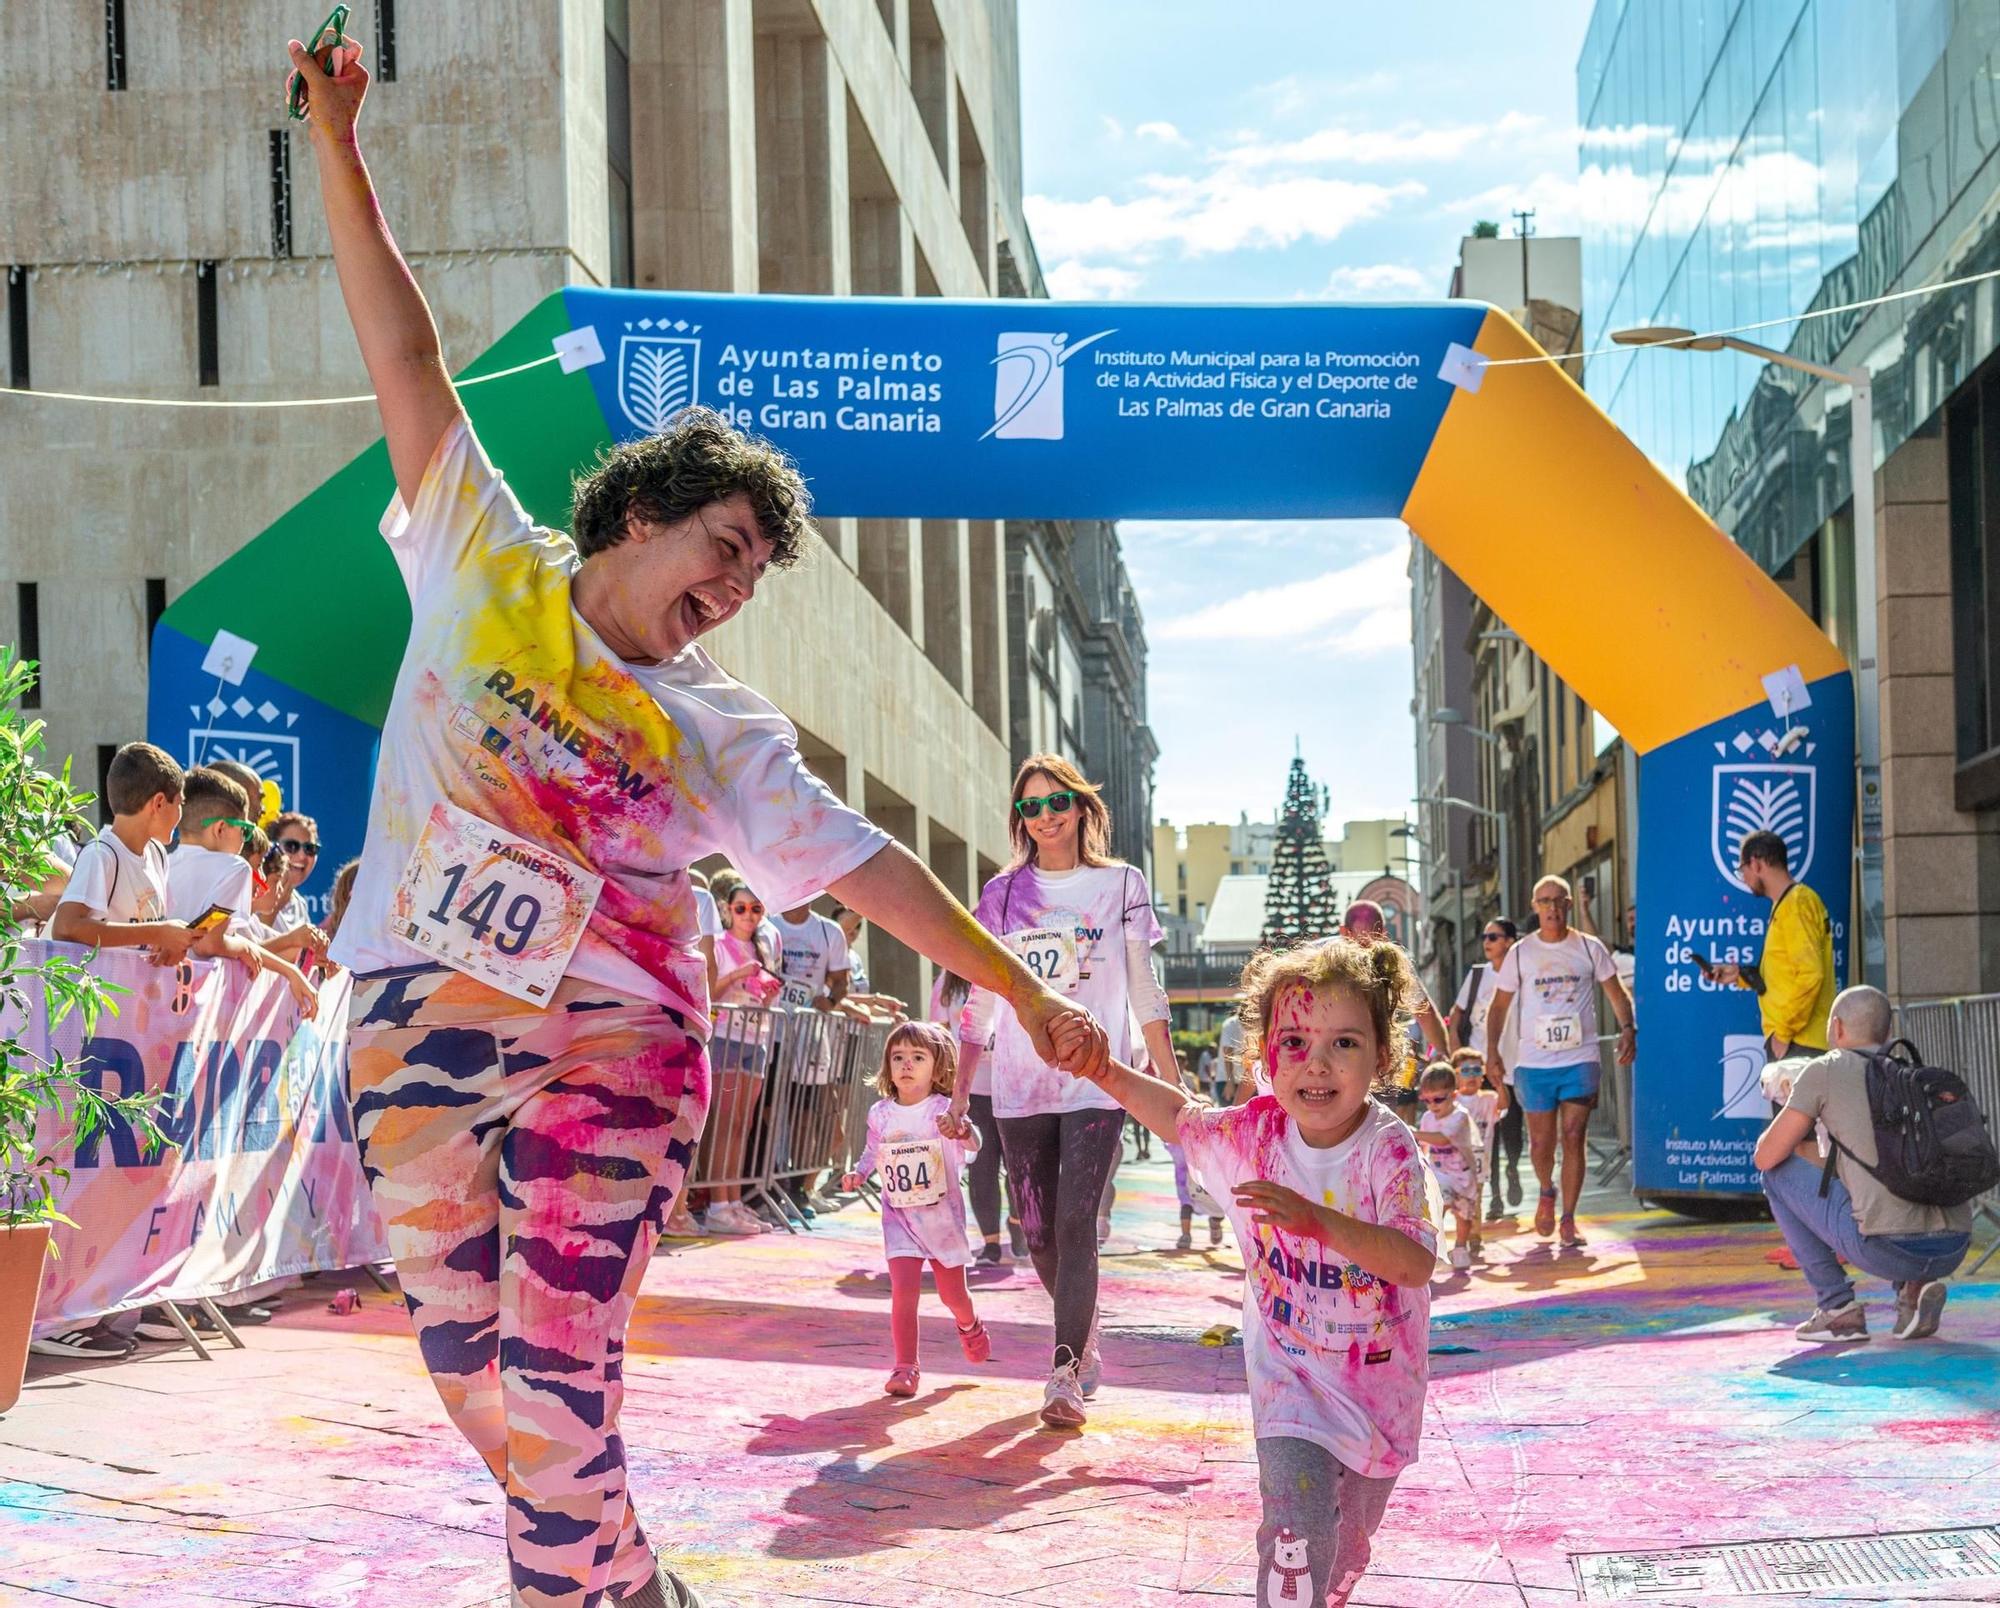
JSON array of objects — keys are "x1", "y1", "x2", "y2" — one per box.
[
  {"x1": 1421, "y1": 1093, "x2": 1456, "y2": 1107},
  {"x1": 279, "y1": 837, "x2": 321, "y2": 858},
  {"x1": 1014, "y1": 790, "x2": 1077, "y2": 820},
  {"x1": 205, "y1": 816, "x2": 258, "y2": 834},
  {"x1": 731, "y1": 900, "x2": 765, "y2": 915}
]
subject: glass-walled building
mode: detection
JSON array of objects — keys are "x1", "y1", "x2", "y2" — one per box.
[{"x1": 1578, "y1": 1, "x2": 2000, "y2": 1001}]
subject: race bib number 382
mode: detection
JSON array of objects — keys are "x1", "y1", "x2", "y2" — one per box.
[
  {"x1": 1004, "y1": 925, "x2": 1080, "y2": 993},
  {"x1": 392, "y1": 801, "x2": 603, "y2": 1005}
]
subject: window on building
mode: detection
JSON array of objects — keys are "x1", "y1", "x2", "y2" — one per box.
[
  {"x1": 907, "y1": 0, "x2": 950, "y2": 177},
  {"x1": 196, "y1": 260, "x2": 219, "y2": 387},
  {"x1": 6, "y1": 265, "x2": 27, "y2": 390},
  {"x1": 269, "y1": 130, "x2": 293, "y2": 258},
  {"x1": 105, "y1": 0, "x2": 128, "y2": 90},
  {"x1": 378, "y1": 0, "x2": 399, "y2": 81},
  {"x1": 17, "y1": 583, "x2": 41, "y2": 708},
  {"x1": 604, "y1": 0, "x2": 634, "y2": 287},
  {"x1": 96, "y1": 744, "x2": 117, "y2": 824},
  {"x1": 145, "y1": 578, "x2": 167, "y2": 661},
  {"x1": 1948, "y1": 371, "x2": 2000, "y2": 804}
]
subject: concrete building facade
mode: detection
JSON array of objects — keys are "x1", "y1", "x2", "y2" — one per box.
[{"x1": 0, "y1": 0, "x2": 1147, "y2": 1010}]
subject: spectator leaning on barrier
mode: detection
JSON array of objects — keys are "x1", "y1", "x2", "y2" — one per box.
[
  {"x1": 48, "y1": 743, "x2": 198, "y2": 971},
  {"x1": 1713, "y1": 829, "x2": 1834, "y2": 1061},
  {"x1": 1753, "y1": 986, "x2": 1972, "y2": 1343}
]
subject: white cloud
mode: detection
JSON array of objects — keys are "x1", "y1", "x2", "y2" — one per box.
[
  {"x1": 1217, "y1": 111, "x2": 1565, "y2": 171},
  {"x1": 1319, "y1": 263, "x2": 1433, "y2": 299},
  {"x1": 1136, "y1": 120, "x2": 1187, "y2": 145},
  {"x1": 1025, "y1": 175, "x2": 1422, "y2": 262},
  {"x1": 1045, "y1": 260, "x2": 1144, "y2": 300},
  {"x1": 1153, "y1": 542, "x2": 1411, "y2": 656}
]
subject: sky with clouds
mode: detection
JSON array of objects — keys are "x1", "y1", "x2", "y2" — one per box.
[{"x1": 1017, "y1": 0, "x2": 1596, "y2": 832}]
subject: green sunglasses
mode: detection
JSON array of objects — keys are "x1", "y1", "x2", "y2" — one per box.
[
  {"x1": 1014, "y1": 790, "x2": 1077, "y2": 820},
  {"x1": 205, "y1": 816, "x2": 259, "y2": 834}
]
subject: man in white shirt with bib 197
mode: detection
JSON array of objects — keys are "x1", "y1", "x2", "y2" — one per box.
[{"x1": 1484, "y1": 875, "x2": 1635, "y2": 1250}]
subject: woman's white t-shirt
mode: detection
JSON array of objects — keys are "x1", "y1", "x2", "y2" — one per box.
[
  {"x1": 966, "y1": 862, "x2": 1164, "y2": 1118},
  {"x1": 328, "y1": 419, "x2": 889, "y2": 1031},
  {"x1": 1453, "y1": 961, "x2": 1522, "y2": 1075}
]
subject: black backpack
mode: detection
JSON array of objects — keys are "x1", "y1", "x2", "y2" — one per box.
[{"x1": 1819, "y1": 1039, "x2": 2000, "y2": 1209}]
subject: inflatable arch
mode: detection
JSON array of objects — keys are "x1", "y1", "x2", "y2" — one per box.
[{"x1": 151, "y1": 291, "x2": 1853, "y2": 1196}]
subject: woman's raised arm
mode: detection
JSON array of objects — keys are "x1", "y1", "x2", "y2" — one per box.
[{"x1": 287, "y1": 35, "x2": 464, "y2": 505}]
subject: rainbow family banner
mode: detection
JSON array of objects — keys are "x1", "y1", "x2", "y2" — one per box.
[{"x1": 15, "y1": 944, "x2": 385, "y2": 1330}]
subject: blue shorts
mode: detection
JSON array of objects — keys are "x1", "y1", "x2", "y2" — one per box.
[{"x1": 1514, "y1": 1061, "x2": 1601, "y2": 1113}]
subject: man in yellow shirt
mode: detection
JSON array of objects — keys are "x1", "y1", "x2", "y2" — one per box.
[{"x1": 1714, "y1": 830, "x2": 1836, "y2": 1058}]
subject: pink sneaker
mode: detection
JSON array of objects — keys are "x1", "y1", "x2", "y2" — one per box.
[
  {"x1": 884, "y1": 1364, "x2": 920, "y2": 1397},
  {"x1": 957, "y1": 1317, "x2": 992, "y2": 1363}
]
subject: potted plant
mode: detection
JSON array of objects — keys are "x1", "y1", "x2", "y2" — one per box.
[{"x1": 0, "y1": 650, "x2": 163, "y2": 1412}]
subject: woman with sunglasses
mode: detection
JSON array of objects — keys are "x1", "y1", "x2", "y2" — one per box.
[
  {"x1": 257, "y1": 811, "x2": 333, "y2": 963},
  {"x1": 1448, "y1": 918, "x2": 1524, "y2": 1216},
  {"x1": 705, "y1": 885, "x2": 784, "y2": 1235},
  {"x1": 288, "y1": 34, "x2": 1107, "y2": 1608},
  {"x1": 952, "y1": 754, "x2": 1176, "y2": 1429}
]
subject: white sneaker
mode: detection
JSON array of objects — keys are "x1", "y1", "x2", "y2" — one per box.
[
  {"x1": 704, "y1": 1203, "x2": 762, "y2": 1236},
  {"x1": 1448, "y1": 1245, "x2": 1472, "y2": 1271},
  {"x1": 1078, "y1": 1313, "x2": 1103, "y2": 1397},
  {"x1": 1040, "y1": 1358, "x2": 1087, "y2": 1428}
]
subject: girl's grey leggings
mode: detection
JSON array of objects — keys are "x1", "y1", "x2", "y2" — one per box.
[{"x1": 1256, "y1": 1436, "x2": 1397, "y2": 1606}]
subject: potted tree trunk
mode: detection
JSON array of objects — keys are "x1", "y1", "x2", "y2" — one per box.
[{"x1": 0, "y1": 650, "x2": 163, "y2": 1413}]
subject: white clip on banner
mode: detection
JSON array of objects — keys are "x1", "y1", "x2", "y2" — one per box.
[
  {"x1": 553, "y1": 327, "x2": 606, "y2": 373},
  {"x1": 1761, "y1": 663, "x2": 1810, "y2": 720},
  {"x1": 201, "y1": 629, "x2": 259, "y2": 685},
  {"x1": 1437, "y1": 342, "x2": 1485, "y2": 394}
]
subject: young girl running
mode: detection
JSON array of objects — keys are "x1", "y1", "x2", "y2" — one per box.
[
  {"x1": 1072, "y1": 938, "x2": 1438, "y2": 1608},
  {"x1": 843, "y1": 1021, "x2": 993, "y2": 1397}
]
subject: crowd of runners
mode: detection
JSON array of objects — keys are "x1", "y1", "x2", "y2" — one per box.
[{"x1": 16, "y1": 32, "x2": 1960, "y2": 1608}]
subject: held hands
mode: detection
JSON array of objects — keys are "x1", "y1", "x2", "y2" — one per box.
[
  {"x1": 1234, "y1": 1180, "x2": 1331, "y2": 1243},
  {"x1": 285, "y1": 34, "x2": 367, "y2": 143},
  {"x1": 935, "y1": 1109, "x2": 975, "y2": 1143},
  {"x1": 840, "y1": 1170, "x2": 863, "y2": 1193},
  {"x1": 1016, "y1": 988, "x2": 1108, "y2": 1079}
]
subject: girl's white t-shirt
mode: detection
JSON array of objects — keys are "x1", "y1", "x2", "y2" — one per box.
[
  {"x1": 1177, "y1": 1096, "x2": 1436, "y2": 1478},
  {"x1": 853, "y1": 1092, "x2": 974, "y2": 1266},
  {"x1": 967, "y1": 862, "x2": 1164, "y2": 1118},
  {"x1": 327, "y1": 418, "x2": 889, "y2": 1031}
]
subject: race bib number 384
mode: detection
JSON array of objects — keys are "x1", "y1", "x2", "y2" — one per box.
[
  {"x1": 393, "y1": 801, "x2": 603, "y2": 1005},
  {"x1": 880, "y1": 1138, "x2": 947, "y2": 1209}
]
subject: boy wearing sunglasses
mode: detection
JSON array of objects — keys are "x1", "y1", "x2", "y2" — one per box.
[
  {"x1": 1414, "y1": 1063, "x2": 1481, "y2": 1270},
  {"x1": 167, "y1": 768, "x2": 319, "y2": 1016}
]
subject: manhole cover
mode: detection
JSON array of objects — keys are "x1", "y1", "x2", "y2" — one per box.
[{"x1": 1573, "y1": 1525, "x2": 2000, "y2": 1600}]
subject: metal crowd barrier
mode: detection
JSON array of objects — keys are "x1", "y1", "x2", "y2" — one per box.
[
  {"x1": 682, "y1": 1001, "x2": 891, "y2": 1233},
  {"x1": 1892, "y1": 993, "x2": 2000, "y2": 1273}
]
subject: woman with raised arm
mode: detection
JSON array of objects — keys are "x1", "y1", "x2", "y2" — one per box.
[
  {"x1": 286, "y1": 36, "x2": 1104, "y2": 1608},
  {"x1": 951, "y1": 755, "x2": 1176, "y2": 1429}
]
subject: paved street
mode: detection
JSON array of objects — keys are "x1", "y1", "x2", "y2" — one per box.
[{"x1": 3, "y1": 1155, "x2": 1996, "y2": 1607}]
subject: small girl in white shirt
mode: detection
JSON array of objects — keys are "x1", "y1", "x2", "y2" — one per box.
[
  {"x1": 842, "y1": 1021, "x2": 993, "y2": 1397},
  {"x1": 1072, "y1": 937, "x2": 1437, "y2": 1608},
  {"x1": 1416, "y1": 1063, "x2": 1482, "y2": 1269}
]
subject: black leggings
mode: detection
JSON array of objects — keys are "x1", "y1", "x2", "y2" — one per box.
[
  {"x1": 1495, "y1": 1097, "x2": 1524, "y2": 1168},
  {"x1": 964, "y1": 1092, "x2": 1012, "y2": 1238},
  {"x1": 997, "y1": 1106, "x2": 1126, "y2": 1360}
]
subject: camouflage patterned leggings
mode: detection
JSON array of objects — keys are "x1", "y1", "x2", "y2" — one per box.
[{"x1": 347, "y1": 964, "x2": 709, "y2": 1608}]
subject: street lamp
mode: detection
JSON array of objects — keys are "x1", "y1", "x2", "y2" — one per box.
[
  {"x1": 1431, "y1": 707, "x2": 1501, "y2": 746},
  {"x1": 1420, "y1": 792, "x2": 1513, "y2": 926},
  {"x1": 1611, "y1": 324, "x2": 1881, "y2": 984}
]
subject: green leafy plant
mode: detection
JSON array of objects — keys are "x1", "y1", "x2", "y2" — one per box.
[{"x1": 0, "y1": 649, "x2": 166, "y2": 1235}]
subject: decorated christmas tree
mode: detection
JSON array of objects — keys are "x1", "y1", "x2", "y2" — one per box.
[{"x1": 1260, "y1": 750, "x2": 1340, "y2": 948}]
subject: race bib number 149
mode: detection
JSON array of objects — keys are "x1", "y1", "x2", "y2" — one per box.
[{"x1": 393, "y1": 801, "x2": 602, "y2": 1005}]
